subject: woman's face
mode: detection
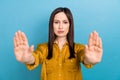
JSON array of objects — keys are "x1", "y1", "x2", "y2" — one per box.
[{"x1": 53, "y1": 12, "x2": 70, "y2": 38}]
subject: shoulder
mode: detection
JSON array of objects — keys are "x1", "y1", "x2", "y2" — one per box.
[
  {"x1": 37, "y1": 42, "x2": 48, "y2": 50},
  {"x1": 38, "y1": 42, "x2": 48, "y2": 47},
  {"x1": 74, "y1": 42, "x2": 85, "y2": 48},
  {"x1": 35, "y1": 43, "x2": 48, "y2": 57},
  {"x1": 74, "y1": 42, "x2": 85, "y2": 52}
]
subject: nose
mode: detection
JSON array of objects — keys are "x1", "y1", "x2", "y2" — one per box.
[{"x1": 59, "y1": 22, "x2": 63, "y2": 29}]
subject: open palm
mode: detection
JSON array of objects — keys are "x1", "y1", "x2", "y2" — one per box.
[
  {"x1": 14, "y1": 30, "x2": 34, "y2": 63},
  {"x1": 85, "y1": 31, "x2": 103, "y2": 64}
]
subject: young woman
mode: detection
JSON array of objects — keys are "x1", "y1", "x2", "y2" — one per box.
[{"x1": 14, "y1": 7, "x2": 103, "y2": 80}]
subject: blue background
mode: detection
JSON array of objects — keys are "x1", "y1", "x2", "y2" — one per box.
[{"x1": 0, "y1": 0, "x2": 120, "y2": 80}]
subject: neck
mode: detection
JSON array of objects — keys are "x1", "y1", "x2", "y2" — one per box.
[
  {"x1": 55, "y1": 36, "x2": 67, "y2": 44},
  {"x1": 55, "y1": 36, "x2": 67, "y2": 50}
]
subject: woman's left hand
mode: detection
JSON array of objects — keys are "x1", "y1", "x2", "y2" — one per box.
[{"x1": 84, "y1": 31, "x2": 103, "y2": 64}]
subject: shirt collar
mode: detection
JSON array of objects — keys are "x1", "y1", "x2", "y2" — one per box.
[{"x1": 54, "y1": 40, "x2": 69, "y2": 45}]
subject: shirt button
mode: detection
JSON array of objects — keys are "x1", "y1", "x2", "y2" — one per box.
[
  {"x1": 59, "y1": 64, "x2": 62, "y2": 66},
  {"x1": 59, "y1": 74, "x2": 61, "y2": 76}
]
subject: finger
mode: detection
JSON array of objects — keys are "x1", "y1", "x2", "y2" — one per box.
[
  {"x1": 88, "y1": 33, "x2": 94, "y2": 47},
  {"x1": 15, "y1": 32, "x2": 21, "y2": 46},
  {"x1": 14, "y1": 32, "x2": 18, "y2": 47},
  {"x1": 98, "y1": 37, "x2": 102, "y2": 49},
  {"x1": 85, "y1": 45, "x2": 88, "y2": 54},
  {"x1": 21, "y1": 32, "x2": 28, "y2": 46},
  {"x1": 31, "y1": 45, "x2": 34, "y2": 52},
  {"x1": 14, "y1": 36, "x2": 17, "y2": 48},
  {"x1": 29, "y1": 45, "x2": 34, "y2": 53},
  {"x1": 94, "y1": 31, "x2": 100, "y2": 46},
  {"x1": 93, "y1": 31, "x2": 98, "y2": 41},
  {"x1": 96, "y1": 34, "x2": 99, "y2": 46},
  {"x1": 93, "y1": 31, "x2": 96, "y2": 41},
  {"x1": 14, "y1": 47, "x2": 19, "y2": 55},
  {"x1": 15, "y1": 32, "x2": 18, "y2": 39},
  {"x1": 18, "y1": 30, "x2": 23, "y2": 45}
]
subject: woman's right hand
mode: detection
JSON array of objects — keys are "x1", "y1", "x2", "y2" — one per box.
[{"x1": 13, "y1": 30, "x2": 35, "y2": 64}]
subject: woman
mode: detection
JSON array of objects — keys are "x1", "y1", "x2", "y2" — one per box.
[{"x1": 14, "y1": 7, "x2": 103, "y2": 80}]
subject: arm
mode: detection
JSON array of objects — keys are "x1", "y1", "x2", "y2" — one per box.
[
  {"x1": 84, "y1": 31, "x2": 103, "y2": 65},
  {"x1": 75, "y1": 44, "x2": 93, "y2": 68}
]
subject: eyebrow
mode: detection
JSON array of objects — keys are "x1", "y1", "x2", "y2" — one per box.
[{"x1": 54, "y1": 19, "x2": 68, "y2": 21}]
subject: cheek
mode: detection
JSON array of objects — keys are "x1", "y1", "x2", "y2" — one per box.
[
  {"x1": 53, "y1": 23, "x2": 58, "y2": 29},
  {"x1": 53, "y1": 26, "x2": 58, "y2": 34},
  {"x1": 65, "y1": 26, "x2": 69, "y2": 33}
]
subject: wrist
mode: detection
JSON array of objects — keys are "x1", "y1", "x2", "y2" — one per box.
[{"x1": 24, "y1": 55, "x2": 35, "y2": 64}]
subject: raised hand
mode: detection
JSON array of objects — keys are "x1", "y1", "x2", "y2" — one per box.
[
  {"x1": 14, "y1": 30, "x2": 34, "y2": 64},
  {"x1": 84, "y1": 31, "x2": 103, "y2": 64}
]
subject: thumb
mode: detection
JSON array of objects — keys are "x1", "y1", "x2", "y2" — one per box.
[
  {"x1": 29, "y1": 45, "x2": 34, "y2": 53},
  {"x1": 85, "y1": 45, "x2": 88, "y2": 54}
]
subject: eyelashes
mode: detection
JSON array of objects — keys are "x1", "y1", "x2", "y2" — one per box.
[{"x1": 54, "y1": 21, "x2": 69, "y2": 24}]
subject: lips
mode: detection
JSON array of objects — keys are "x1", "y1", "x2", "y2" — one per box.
[{"x1": 57, "y1": 31, "x2": 64, "y2": 34}]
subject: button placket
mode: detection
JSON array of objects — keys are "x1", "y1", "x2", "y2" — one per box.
[{"x1": 58, "y1": 51, "x2": 63, "y2": 79}]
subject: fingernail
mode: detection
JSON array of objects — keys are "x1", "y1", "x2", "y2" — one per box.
[
  {"x1": 15, "y1": 32, "x2": 17, "y2": 35},
  {"x1": 18, "y1": 30, "x2": 21, "y2": 32}
]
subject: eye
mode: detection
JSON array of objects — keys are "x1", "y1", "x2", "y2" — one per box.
[
  {"x1": 63, "y1": 21, "x2": 68, "y2": 24},
  {"x1": 54, "y1": 21, "x2": 59, "y2": 24}
]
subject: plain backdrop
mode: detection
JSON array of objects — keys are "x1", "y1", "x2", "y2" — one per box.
[{"x1": 0, "y1": 0, "x2": 120, "y2": 80}]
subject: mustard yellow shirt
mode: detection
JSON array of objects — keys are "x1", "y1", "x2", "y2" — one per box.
[{"x1": 26, "y1": 42, "x2": 93, "y2": 80}]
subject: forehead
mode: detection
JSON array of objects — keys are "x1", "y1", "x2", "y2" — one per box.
[{"x1": 54, "y1": 12, "x2": 68, "y2": 20}]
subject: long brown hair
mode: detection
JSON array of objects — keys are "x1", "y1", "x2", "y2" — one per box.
[{"x1": 47, "y1": 7, "x2": 75, "y2": 59}]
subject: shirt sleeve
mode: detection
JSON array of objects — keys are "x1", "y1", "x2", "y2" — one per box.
[
  {"x1": 74, "y1": 43, "x2": 93, "y2": 69},
  {"x1": 26, "y1": 43, "x2": 48, "y2": 70}
]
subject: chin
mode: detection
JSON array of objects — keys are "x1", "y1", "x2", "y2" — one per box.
[{"x1": 56, "y1": 34, "x2": 66, "y2": 37}]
